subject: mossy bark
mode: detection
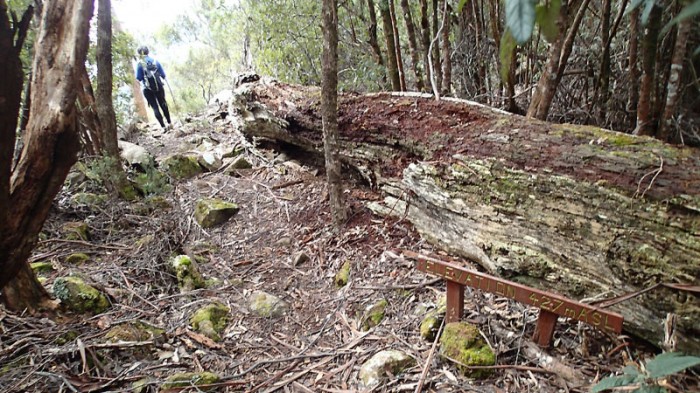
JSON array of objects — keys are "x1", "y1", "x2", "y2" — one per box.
[{"x1": 233, "y1": 81, "x2": 700, "y2": 354}]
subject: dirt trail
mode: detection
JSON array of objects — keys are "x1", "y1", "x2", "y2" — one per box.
[{"x1": 0, "y1": 115, "x2": 660, "y2": 392}]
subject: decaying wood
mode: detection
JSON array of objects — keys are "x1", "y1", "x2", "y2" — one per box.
[{"x1": 230, "y1": 78, "x2": 700, "y2": 354}]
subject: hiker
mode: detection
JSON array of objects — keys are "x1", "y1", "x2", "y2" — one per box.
[{"x1": 136, "y1": 46, "x2": 172, "y2": 129}]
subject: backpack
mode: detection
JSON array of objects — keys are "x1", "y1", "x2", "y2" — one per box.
[{"x1": 141, "y1": 59, "x2": 162, "y2": 91}]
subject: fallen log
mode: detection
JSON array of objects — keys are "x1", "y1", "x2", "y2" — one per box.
[{"x1": 227, "y1": 78, "x2": 700, "y2": 354}]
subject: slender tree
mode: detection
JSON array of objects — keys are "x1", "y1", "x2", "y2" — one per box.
[
  {"x1": 389, "y1": 0, "x2": 406, "y2": 91},
  {"x1": 95, "y1": 0, "x2": 136, "y2": 199},
  {"x1": 0, "y1": 0, "x2": 95, "y2": 310},
  {"x1": 634, "y1": 5, "x2": 662, "y2": 136},
  {"x1": 419, "y1": 0, "x2": 432, "y2": 90},
  {"x1": 627, "y1": 8, "x2": 640, "y2": 128},
  {"x1": 527, "y1": 0, "x2": 591, "y2": 120},
  {"x1": 431, "y1": 0, "x2": 443, "y2": 92},
  {"x1": 439, "y1": 0, "x2": 452, "y2": 95},
  {"x1": 399, "y1": 0, "x2": 425, "y2": 91},
  {"x1": 659, "y1": 2, "x2": 692, "y2": 143},
  {"x1": 366, "y1": 0, "x2": 385, "y2": 67},
  {"x1": 378, "y1": 0, "x2": 401, "y2": 90},
  {"x1": 321, "y1": 0, "x2": 346, "y2": 227}
]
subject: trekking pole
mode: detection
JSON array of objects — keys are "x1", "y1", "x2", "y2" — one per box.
[{"x1": 164, "y1": 79, "x2": 180, "y2": 117}]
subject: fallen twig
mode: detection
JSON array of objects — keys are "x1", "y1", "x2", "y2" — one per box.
[{"x1": 415, "y1": 317, "x2": 445, "y2": 393}]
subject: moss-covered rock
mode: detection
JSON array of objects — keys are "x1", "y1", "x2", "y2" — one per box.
[
  {"x1": 194, "y1": 198, "x2": 240, "y2": 228},
  {"x1": 161, "y1": 154, "x2": 204, "y2": 179},
  {"x1": 30, "y1": 261, "x2": 54, "y2": 274},
  {"x1": 360, "y1": 299, "x2": 388, "y2": 331},
  {"x1": 53, "y1": 276, "x2": 110, "y2": 314},
  {"x1": 161, "y1": 372, "x2": 220, "y2": 390},
  {"x1": 64, "y1": 253, "x2": 90, "y2": 265},
  {"x1": 229, "y1": 156, "x2": 252, "y2": 169},
  {"x1": 132, "y1": 196, "x2": 173, "y2": 215},
  {"x1": 249, "y1": 291, "x2": 288, "y2": 318},
  {"x1": 62, "y1": 221, "x2": 90, "y2": 241},
  {"x1": 171, "y1": 255, "x2": 206, "y2": 292},
  {"x1": 198, "y1": 152, "x2": 223, "y2": 171},
  {"x1": 358, "y1": 350, "x2": 415, "y2": 388},
  {"x1": 335, "y1": 261, "x2": 351, "y2": 287},
  {"x1": 104, "y1": 321, "x2": 164, "y2": 342},
  {"x1": 420, "y1": 295, "x2": 447, "y2": 341},
  {"x1": 70, "y1": 192, "x2": 108, "y2": 207},
  {"x1": 190, "y1": 303, "x2": 230, "y2": 342},
  {"x1": 439, "y1": 322, "x2": 495, "y2": 378},
  {"x1": 131, "y1": 377, "x2": 153, "y2": 393}
]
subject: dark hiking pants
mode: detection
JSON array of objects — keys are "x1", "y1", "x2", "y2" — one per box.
[{"x1": 143, "y1": 87, "x2": 171, "y2": 128}]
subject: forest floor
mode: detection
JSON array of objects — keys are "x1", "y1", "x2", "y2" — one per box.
[{"x1": 0, "y1": 97, "x2": 693, "y2": 393}]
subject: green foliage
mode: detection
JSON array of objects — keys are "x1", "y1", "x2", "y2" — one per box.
[
  {"x1": 591, "y1": 352, "x2": 700, "y2": 393},
  {"x1": 535, "y1": 0, "x2": 560, "y2": 41},
  {"x1": 505, "y1": 0, "x2": 536, "y2": 44},
  {"x1": 133, "y1": 167, "x2": 171, "y2": 196},
  {"x1": 662, "y1": 0, "x2": 700, "y2": 34}
]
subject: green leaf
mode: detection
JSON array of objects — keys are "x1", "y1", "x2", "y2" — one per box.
[
  {"x1": 634, "y1": 385, "x2": 667, "y2": 393},
  {"x1": 591, "y1": 374, "x2": 640, "y2": 392},
  {"x1": 641, "y1": 0, "x2": 656, "y2": 25},
  {"x1": 457, "y1": 0, "x2": 470, "y2": 13},
  {"x1": 505, "y1": 0, "x2": 536, "y2": 44},
  {"x1": 645, "y1": 352, "x2": 700, "y2": 379},
  {"x1": 661, "y1": 0, "x2": 700, "y2": 34},
  {"x1": 535, "y1": 0, "x2": 561, "y2": 41},
  {"x1": 499, "y1": 29, "x2": 517, "y2": 84}
]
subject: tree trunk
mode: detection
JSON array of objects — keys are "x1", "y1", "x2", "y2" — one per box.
[
  {"x1": 399, "y1": 0, "x2": 425, "y2": 91},
  {"x1": 634, "y1": 5, "x2": 662, "y2": 136},
  {"x1": 231, "y1": 79, "x2": 700, "y2": 354},
  {"x1": 77, "y1": 65, "x2": 103, "y2": 156},
  {"x1": 0, "y1": 2, "x2": 32, "y2": 220},
  {"x1": 366, "y1": 0, "x2": 385, "y2": 68},
  {"x1": 322, "y1": 0, "x2": 346, "y2": 227},
  {"x1": 439, "y1": 0, "x2": 452, "y2": 96},
  {"x1": 627, "y1": 9, "x2": 640, "y2": 130},
  {"x1": 0, "y1": 0, "x2": 94, "y2": 309},
  {"x1": 378, "y1": 0, "x2": 401, "y2": 90},
  {"x1": 431, "y1": 0, "x2": 443, "y2": 93},
  {"x1": 527, "y1": 0, "x2": 590, "y2": 120},
  {"x1": 389, "y1": 0, "x2": 406, "y2": 91},
  {"x1": 658, "y1": 5, "x2": 691, "y2": 144},
  {"x1": 596, "y1": 0, "x2": 629, "y2": 126},
  {"x1": 96, "y1": 0, "x2": 136, "y2": 200},
  {"x1": 595, "y1": 0, "x2": 611, "y2": 124},
  {"x1": 419, "y1": 0, "x2": 431, "y2": 92}
]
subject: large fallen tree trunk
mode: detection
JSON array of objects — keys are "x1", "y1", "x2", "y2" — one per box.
[{"x1": 227, "y1": 78, "x2": 700, "y2": 354}]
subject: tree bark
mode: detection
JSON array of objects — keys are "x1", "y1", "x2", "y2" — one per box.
[
  {"x1": 322, "y1": 0, "x2": 346, "y2": 227},
  {"x1": 527, "y1": 0, "x2": 591, "y2": 120},
  {"x1": 595, "y1": 0, "x2": 611, "y2": 124},
  {"x1": 431, "y1": 0, "x2": 443, "y2": 93},
  {"x1": 0, "y1": 0, "x2": 94, "y2": 309},
  {"x1": 627, "y1": 9, "x2": 640, "y2": 129},
  {"x1": 658, "y1": 4, "x2": 691, "y2": 144},
  {"x1": 389, "y1": 0, "x2": 406, "y2": 91},
  {"x1": 634, "y1": 5, "x2": 662, "y2": 136},
  {"x1": 96, "y1": 0, "x2": 118, "y2": 158},
  {"x1": 366, "y1": 0, "x2": 385, "y2": 68},
  {"x1": 378, "y1": 0, "x2": 401, "y2": 90},
  {"x1": 231, "y1": 79, "x2": 700, "y2": 354},
  {"x1": 439, "y1": 0, "x2": 452, "y2": 96},
  {"x1": 419, "y1": 0, "x2": 431, "y2": 92},
  {"x1": 0, "y1": 2, "x2": 32, "y2": 222},
  {"x1": 399, "y1": 0, "x2": 425, "y2": 91},
  {"x1": 96, "y1": 0, "x2": 135, "y2": 200}
]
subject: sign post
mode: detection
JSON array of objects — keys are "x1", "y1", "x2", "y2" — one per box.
[{"x1": 405, "y1": 250, "x2": 624, "y2": 347}]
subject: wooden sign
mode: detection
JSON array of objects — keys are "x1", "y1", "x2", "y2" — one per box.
[{"x1": 405, "y1": 250, "x2": 624, "y2": 347}]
